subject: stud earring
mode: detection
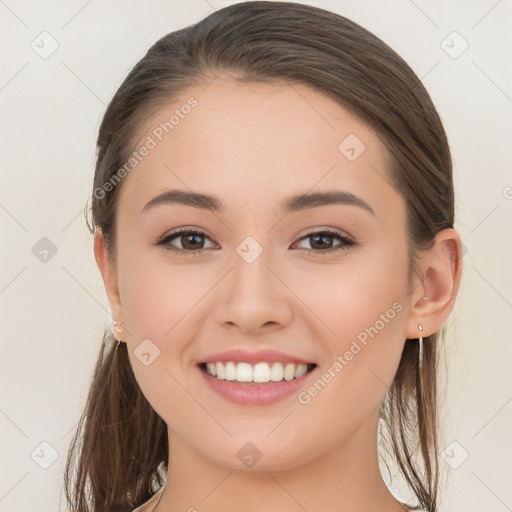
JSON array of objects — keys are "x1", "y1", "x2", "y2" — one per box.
[{"x1": 111, "y1": 320, "x2": 123, "y2": 349}]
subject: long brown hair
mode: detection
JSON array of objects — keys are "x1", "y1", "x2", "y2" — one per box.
[{"x1": 64, "y1": 2, "x2": 455, "y2": 511}]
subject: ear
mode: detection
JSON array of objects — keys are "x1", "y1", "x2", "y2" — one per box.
[
  {"x1": 94, "y1": 227, "x2": 125, "y2": 342},
  {"x1": 405, "y1": 228, "x2": 463, "y2": 339}
]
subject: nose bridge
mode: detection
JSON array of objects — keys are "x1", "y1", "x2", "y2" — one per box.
[
  {"x1": 231, "y1": 233, "x2": 276, "y2": 300},
  {"x1": 215, "y1": 231, "x2": 292, "y2": 330}
]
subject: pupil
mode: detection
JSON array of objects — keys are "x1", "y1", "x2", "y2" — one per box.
[
  {"x1": 184, "y1": 233, "x2": 202, "y2": 249},
  {"x1": 312, "y1": 234, "x2": 332, "y2": 249}
]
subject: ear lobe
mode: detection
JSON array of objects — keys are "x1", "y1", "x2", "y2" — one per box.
[
  {"x1": 405, "y1": 228, "x2": 463, "y2": 338},
  {"x1": 94, "y1": 227, "x2": 124, "y2": 325}
]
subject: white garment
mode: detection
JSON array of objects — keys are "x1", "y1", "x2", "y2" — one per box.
[{"x1": 131, "y1": 486, "x2": 164, "y2": 512}]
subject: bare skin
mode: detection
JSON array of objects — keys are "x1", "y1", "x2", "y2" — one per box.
[{"x1": 95, "y1": 75, "x2": 462, "y2": 512}]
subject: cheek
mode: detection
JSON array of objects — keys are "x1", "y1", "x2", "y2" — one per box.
[
  {"x1": 292, "y1": 249, "x2": 409, "y2": 408},
  {"x1": 294, "y1": 246, "x2": 408, "y2": 342},
  {"x1": 117, "y1": 239, "x2": 210, "y2": 340},
  {"x1": 117, "y1": 247, "x2": 217, "y2": 405},
  {"x1": 117, "y1": 252, "x2": 205, "y2": 420}
]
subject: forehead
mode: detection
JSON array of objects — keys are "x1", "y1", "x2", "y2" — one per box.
[{"x1": 116, "y1": 77, "x2": 403, "y2": 223}]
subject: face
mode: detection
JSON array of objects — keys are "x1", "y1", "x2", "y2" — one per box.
[{"x1": 107, "y1": 76, "x2": 415, "y2": 470}]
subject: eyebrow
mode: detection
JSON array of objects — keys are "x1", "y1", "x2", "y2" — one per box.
[{"x1": 140, "y1": 188, "x2": 375, "y2": 216}]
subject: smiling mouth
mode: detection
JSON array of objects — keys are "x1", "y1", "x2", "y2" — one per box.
[{"x1": 198, "y1": 361, "x2": 317, "y2": 384}]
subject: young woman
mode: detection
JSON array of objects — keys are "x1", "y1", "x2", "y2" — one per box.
[{"x1": 64, "y1": 2, "x2": 463, "y2": 511}]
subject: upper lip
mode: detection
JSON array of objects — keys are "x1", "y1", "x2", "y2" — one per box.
[{"x1": 199, "y1": 349, "x2": 315, "y2": 366}]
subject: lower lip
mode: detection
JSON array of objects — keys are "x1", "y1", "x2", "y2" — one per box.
[{"x1": 198, "y1": 365, "x2": 316, "y2": 406}]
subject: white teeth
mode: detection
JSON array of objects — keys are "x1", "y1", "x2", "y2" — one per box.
[
  {"x1": 204, "y1": 361, "x2": 311, "y2": 383},
  {"x1": 236, "y1": 362, "x2": 253, "y2": 382},
  {"x1": 206, "y1": 362, "x2": 217, "y2": 377},
  {"x1": 216, "y1": 362, "x2": 226, "y2": 379},
  {"x1": 295, "y1": 363, "x2": 308, "y2": 378},
  {"x1": 284, "y1": 363, "x2": 295, "y2": 381},
  {"x1": 253, "y1": 362, "x2": 270, "y2": 383},
  {"x1": 270, "y1": 362, "x2": 284, "y2": 381},
  {"x1": 225, "y1": 361, "x2": 236, "y2": 381}
]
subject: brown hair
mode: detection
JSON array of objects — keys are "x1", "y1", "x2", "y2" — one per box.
[{"x1": 64, "y1": 2, "x2": 455, "y2": 511}]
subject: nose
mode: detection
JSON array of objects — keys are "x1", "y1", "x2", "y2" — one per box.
[{"x1": 214, "y1": 243, "x2": 293, "y2": 335}]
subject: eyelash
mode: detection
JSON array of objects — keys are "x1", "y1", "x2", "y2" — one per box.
[{"x1": 155, "y1": 226, "x2": 356, "y2": 256}]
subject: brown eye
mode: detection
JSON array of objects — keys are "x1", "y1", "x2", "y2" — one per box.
[
  {"x1": 293, "y1": 229, "x2": 355, "y2": 254},
  {"x1": 309, "y1": 233, "x2": 335, "y2": 250},
  {"x1": 180, "y1": 232, "x2": 205, "y2": 250},
  {"x1": 157, "y1": 228, "x2": 216, "y2": 255}
]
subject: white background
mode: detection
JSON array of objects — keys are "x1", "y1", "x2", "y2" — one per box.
[{"x1": 0, "y1": 1, "x2": 511, "y2": 511}]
